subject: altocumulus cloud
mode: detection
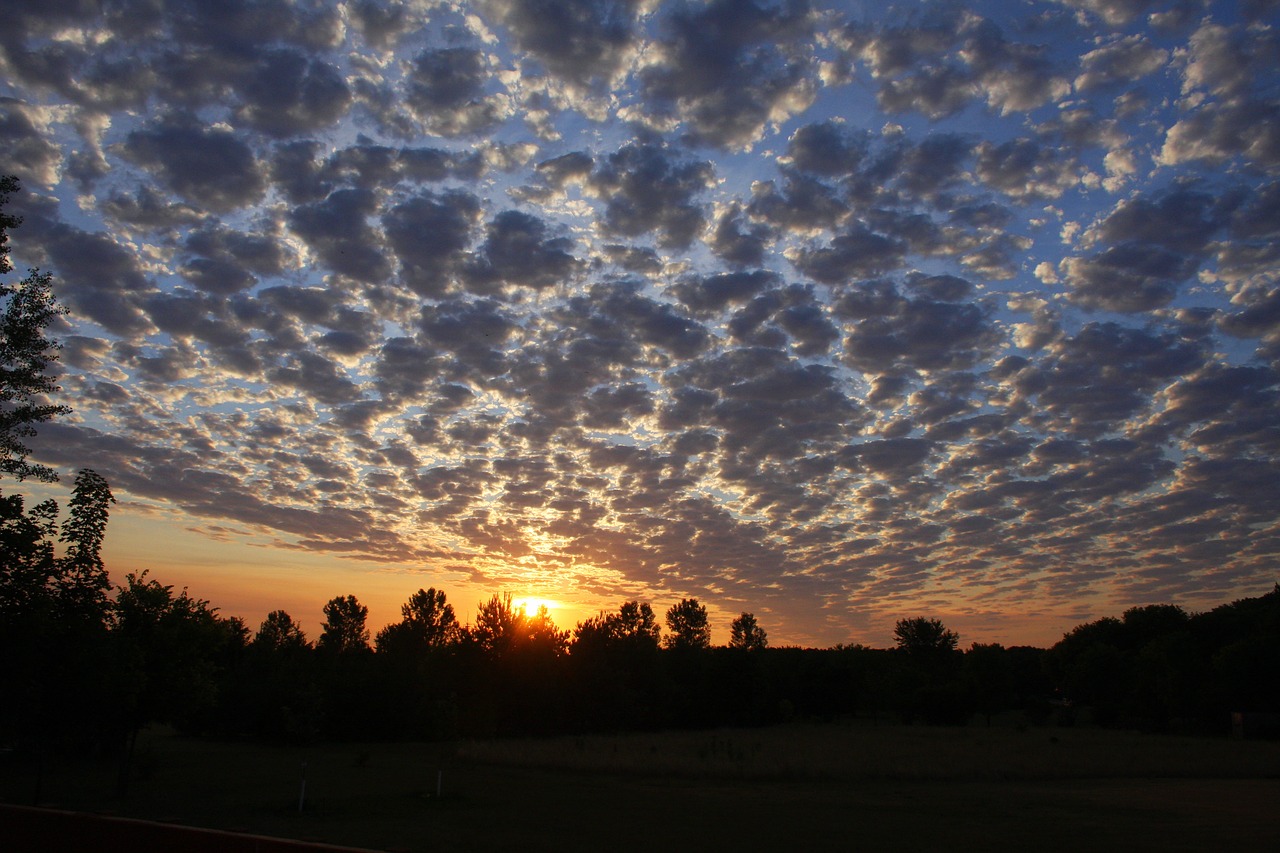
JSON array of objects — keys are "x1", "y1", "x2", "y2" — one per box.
[{"x1": 2, "y1": 0, "x2": 1279, "y2": 645}]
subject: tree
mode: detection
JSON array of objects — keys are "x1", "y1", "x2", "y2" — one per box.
[
  {"x1": 0, "y1": 176, "x2": 70, "y2": 483},
  {"x1": 893, "y1": 617, "x2": 960, "y2": 657},
  {"x1": 254, "y1": 610, "x2": 310, "y2": 652},
  {"x1": 471, "y1": 591, "x2": 525, "y2": 655},
  {"x1": 111, "y1": 571, "x2": 237, "y2": 786},
  {"x1": 572, "y1": 600, "x2": 661, "y2": 653},
  {"x1": 663, "y1": 598, "x2": 710, "y2": 651},
  {"x1": 728, "y1": 611, "x2": 768, "y2": 651},
  {"x1": 375, "y1": 586, "x2": 460, "y2": 653},
  {"x1": 55, "y1": 469, "x2": 114, "y2": 621},
  {"x1": 317, "y1": 594, "x2": 370, "y2": 655},
  {"x1": 525, "y1": 604, "x2": 569, "y2": 657},
  {"x1": 0, "y1": 490, "x2": 58, "y2": 616}
]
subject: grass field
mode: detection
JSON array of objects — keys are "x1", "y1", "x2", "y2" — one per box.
[{"x1": 3, "y1": 723, "x2": 1278, "y2": 852}]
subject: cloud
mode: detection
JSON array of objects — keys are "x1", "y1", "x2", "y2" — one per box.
[
  {"x1": 0, "y1": 99, "x2": 64, "y2": 187},
  {"x1": 120, "y1": 114, "x2": 267, "y2": 212},
  {"x1": 4, "y1": 0, "x2": 1276, "y2": 646},
  {"x1": 479, "y1": 0, "x2": 643, "y2": 87},
  {"x1": 636, "y1": 0, "x2": 818, "y2": 149},
  {"x1": 404, "y1": 46, "x2": 511, "y2": 136},
  {"x1": 588, "y1": 141, "x2": 714, "y2": 247},
  {"x1": 233, "y1": 49, "x2": 352, "y2": 137}
]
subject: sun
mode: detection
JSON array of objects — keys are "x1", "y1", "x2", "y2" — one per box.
[{"x1": 513, "y1": 597, "x2": 557, "y2": 616}]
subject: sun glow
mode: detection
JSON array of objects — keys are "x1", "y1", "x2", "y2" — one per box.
[{"x1": 513, "y1": 597, "x2": 559, "y2": 616}]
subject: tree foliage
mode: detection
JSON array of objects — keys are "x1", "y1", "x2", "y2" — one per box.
[
  {"x1": 375, "y1": 586, "x2": 460, "y2": 654},
  {"x1": 55, "y1": 469, "x2": 115, "y2": 620},
  {"x1": 0, "y1": 176, "x2": 70, "y2": 483},
  {"x1": 573, "y1": 600, "x2": 661, "y2": 653},
  {"x1": 893, "y1": 617, "x2": 960, "y2": 656},
  {"x1": 729, "y1": 611, "x2": 768, "y2": 650},
  {"x1": 254, "y1": 609, "x2": 309, "y2": 652},
  {"x1": 318, "y1": 594, "x2": 370, "y2": 655},
  {"x1": 664, "y1": 598, "x2": 711, "y2": 651}
]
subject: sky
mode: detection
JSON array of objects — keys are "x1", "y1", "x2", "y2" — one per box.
[{"x1": 2, "y1": 0, "x2": 1279, "y2": 648}]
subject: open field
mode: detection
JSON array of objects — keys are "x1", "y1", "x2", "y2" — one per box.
[{"x1": 3, "y1": 724, "x2": 1278, "y2": 852}]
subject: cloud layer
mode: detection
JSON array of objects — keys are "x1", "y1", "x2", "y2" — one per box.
[{"x1": 3, "y1": 0, "x2": 1278, "y2": 644}]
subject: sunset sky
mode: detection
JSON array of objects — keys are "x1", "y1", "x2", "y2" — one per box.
[{"x1": 3, "y1": 0, "x2": 1278, "y2": 648}]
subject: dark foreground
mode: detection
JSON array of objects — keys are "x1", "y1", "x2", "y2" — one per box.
[{"x1": 3, "y1": 725, "x2": 1278, "y2": 852}]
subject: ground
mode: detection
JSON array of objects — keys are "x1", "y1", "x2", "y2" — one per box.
[{"x1": 3, "y1": 723, "x2": 1278, "y2": 852}]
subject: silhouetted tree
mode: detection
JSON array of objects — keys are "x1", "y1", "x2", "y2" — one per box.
[
  {"x1": 317, "y1": 594, "x2": 370, "y2": 655},
  {"x1": 525, "y1": 604, "x2": 570, "y2": 657},
  {"x1": 55, "y1": 469, "x2": 114, "y2": 622},
  {"x1": 238, "y1": 610, "x2": 318, "y2": 741},
  {"x1": 110, "y1": 572, "x2": 239, "y2": 787},
  {"x1": 728, "y1": 612, "x2": 768, "y2": 650},
  {"x1": 893, "y1": 617, "x2": 965, "y2": 724},
  {"x1": 964, "y1": 642, "x2": 1014, "y2": 726},
  {"x1": 471, "y1": 591, "x2": 524, "y2": 655},
  {"x1": 375, "y1": 586, "x2": 460, "y2": 654},
  {"x1": 664, "y1": 598, "x2": 710, "y2": 651},
  {"x1": 573, "y1": 600, "x2": 662, "y2": 653},
  {"x1": 569, "y1": 602, "x2": 663, "y2": 730},
  {"x1": 314, "y1": 594, "x2": 374, "y2": 739},
  {"x1": 371, "y1": 587, "x2": 462, "y2": 740},
  {"x1": 0, "y1": 490, "x2": 58, "y2": 616},
  {"x1": 0, "y1": 176, "x2": 70, "y2": 484},
  {"x1": 893, "y1": 617, "x2": 960, "y2": 656},
  {"x1": 255, "y1": 609, "x2": 309, "y2": 652}
]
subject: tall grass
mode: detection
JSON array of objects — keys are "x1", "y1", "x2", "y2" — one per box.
[{"x1": 457, "y1": 722, "x2": 1280, "y2": 782}]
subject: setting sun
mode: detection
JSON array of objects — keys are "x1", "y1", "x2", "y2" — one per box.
[{"x1": 513, "y1": 597, "x2": 558, "y2": 617}]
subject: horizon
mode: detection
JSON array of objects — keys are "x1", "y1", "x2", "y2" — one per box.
[{"x1": 4, "y1": 0, "x2": 1279, "y2": 651}]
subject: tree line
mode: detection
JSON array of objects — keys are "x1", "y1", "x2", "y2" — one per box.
[
  {"x1": 2, "y1": 173, "x2": 1279, "y2": 786},
  {"x1": 6, "y1": 553, "x2": 1280, "y2": 752}
]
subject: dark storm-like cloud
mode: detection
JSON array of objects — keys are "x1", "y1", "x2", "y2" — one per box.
[
  {"x1": 420, "y1": 298, "x2": 517, "y2": 385},
  {"x1": 289, "y1": 188, "x2": 392, "y2": 283},
  {"x1": 638, "y1": 0, "x2": 817, "y2": 149},
  {"x1": 975, "y1": 137, "x2": 1078, "y2": 200},
  {"x1": 383, "y1": 189, "x2": 483, "y2": 297},
  {"x1": 1061, "y1": 184, "x2": 1232, "y2": 312},
  {"x1": 747, "y1": 171, "x2": 849, "y2": 233},
  {"x1": 1074, "y1": 34, "x2": 1168, "y2": 91},
  {"x1": 790, "y1": 225, "x2": 907, "y2": 284},
  {"x1": 14, "y1": 201, "x2": 153, "y2": 336},
  {"x1": 271, "y1": 140, "x2": 486, "y2": 205},
  {"x1": 101, "y1": 185, "x2": 207, "y2": 230},
  {"x1": 479, "y1": 0, "x2": 643, "y2": 86},
  {"x1": 671, "y1": 270, "x2": 782, "y2": 314},
  {"x1": 561, "y1": 280, "x2": 712, "y2": 361},
  {"x1": 707, "y1": 204, "x2": 770, "y2": 267},
  {"x1": 267, "y1": 351, "x2": 361, "y2": 406},
  {"x1": 404, "y1": 45, "x2": 509, "y2": 136},
  {"x1": 120, "y1": 114, "x2": 267, "y2": 212},
  {"x1": 232, "y1": 48, "x2": 351, "y2": 137},
  {"x1": 0, "y1": 99, "x2": 63, "y2": 187},
  {"x1": 180, "y1": 223, "x2": 292, "y2": 296},
  {"x1": 1010, "y1": 322, "x2": 1207, "y2": 437},
  {"x1": 835, "y1": 280, "x2": 998, "y2": 374},
  {"x1": 784, "y1": 121, "x2": 870, "y2": 177},
  {"x1": 844, "y1": 14, "x2": 1067, "y2": 120},
  {"x1": 347, "y1": 0, "x2": 414, "y2": 50},
  {"x1": 463, "y1": 210, "x2": 581, "y2": 294},
  {"x1": 588, "y1": 142, "x2": 714, "y2": 248},
  {"x1": 1063, "y1": 243, "x2": 1199, "y2": 313},
  {"x1": 665, "y1": 346, "x2": 863, "y2": 461},
  {"x1": 877, "y1": 133, "x2": 973, "y2": 200}
]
